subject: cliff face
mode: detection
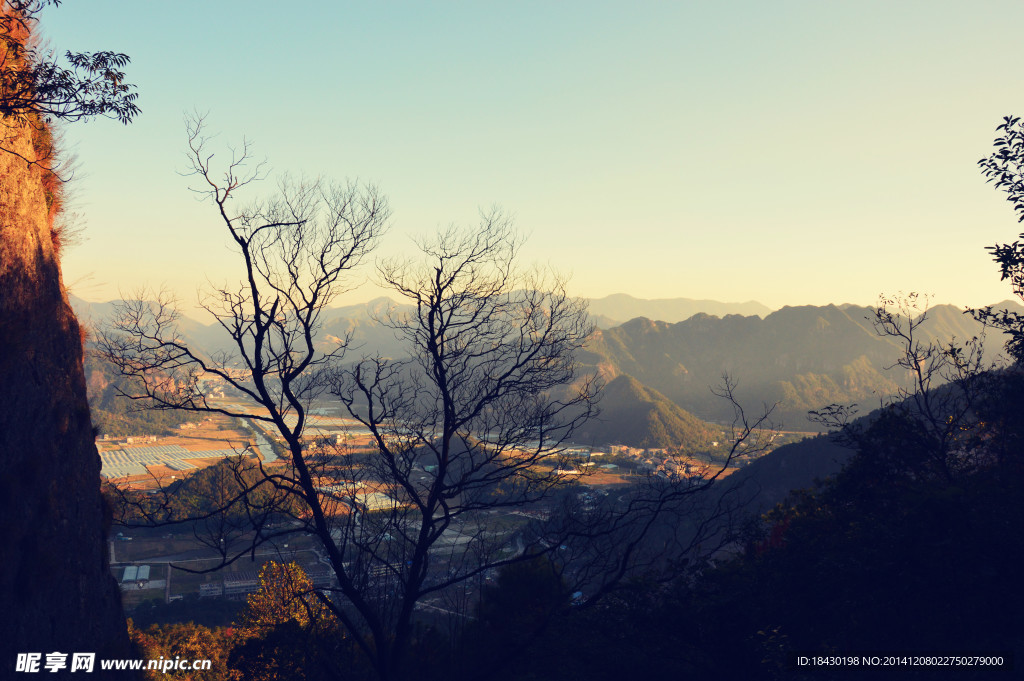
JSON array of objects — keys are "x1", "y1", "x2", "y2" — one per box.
[{"x1": 0, "y1": 91, "x2": 132, "y2": 672}]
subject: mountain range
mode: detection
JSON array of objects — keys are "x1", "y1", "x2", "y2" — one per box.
[
  {"x1": 71, "y1": 294, "x2": 1023, "y2": 446},
  {"x1": 585, "y1": 293, "x2": 772, "y2": 327},
  {"x1": 581, "y1": 301, "x2": 1020, "y2": 427}
]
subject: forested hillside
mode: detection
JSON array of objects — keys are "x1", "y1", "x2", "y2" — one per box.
[
  {"x1": 582, "y1": 302, "x2": 1015, "y2": 426},
  {"x1": 84, "y1": 351, "x2": 193, "y2": 436}
]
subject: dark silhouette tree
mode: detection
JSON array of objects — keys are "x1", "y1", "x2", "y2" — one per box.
[
  {"x1": 100, "y1": 117, "x2": 777, "y2": 681},
  {"x1": 812, "y1": 293, "x2": 993, "y2": 482},
  {"x1": 1, "y1": 0, "x2": 139, "y2": 166},
  {"x1": 99, "y1": 114, "x2": 388, "y2": 553},
  {"x1": 974, "y1": 115, "x2": 1024, "y2": 361},
  {"x1": 317, "y1": 216, "x2": 599, "y2": 679},
  {"x1": 100, "y1": 120, "x2": 606, "y2": 680}
]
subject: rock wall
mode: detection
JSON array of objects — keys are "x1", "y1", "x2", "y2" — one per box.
[{"x1": 0, "y1": 114, "x2": 133, "y2": 672}]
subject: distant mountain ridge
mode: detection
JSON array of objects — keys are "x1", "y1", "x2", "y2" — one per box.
[
  {"x1": 69, "y1": 294, "x2": 414, "y2": 360},
  {"x1": 585, "y1": 293, "x2": 773, "y2": 327},
  {"x1": 70, "y1": 292, "x2": 777, "y2": 351},
  {"x1": 583, "y1": 301, "x2": 1021, "y2": 428},
  {"x1": 72, "y1": 294, "x2": 1024, "y2": 441}
]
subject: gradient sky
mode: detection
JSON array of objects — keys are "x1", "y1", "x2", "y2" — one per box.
[{"x1": 39, "y1": 1, "x2": 1024, "y2": 313}]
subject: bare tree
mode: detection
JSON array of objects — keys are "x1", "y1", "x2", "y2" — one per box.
[
  {"x1": 99, "y1": 121, "x2": 601, "y2": 678},
  {"x1": 101, "y1": 115, "x2": 387, "y2": 417},
  {"x1": 99, "y1": 116, "x2": 388, "y2": 561},
  {"x1": 101, "y1": 121, "x2": 775, "y2": 681},
  {"x1": 320, "y1": 214, "x2": 600, "y2": 679},
  {"x1": 546, "y1": 376, "x2": 776, "y2": 596},
  {"x1": 327, "y1": 248, "x2": 775, "y2": 675},
  {"x1": 811, "y1": 293, "x2": 996, "y2": 481}
]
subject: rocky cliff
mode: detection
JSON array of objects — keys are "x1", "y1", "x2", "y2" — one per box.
[{"x1": 0, "y1": 53, "x2": 132, "y2": 676}]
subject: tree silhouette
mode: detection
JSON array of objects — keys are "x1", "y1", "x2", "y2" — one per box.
[
  {"x1": 974, "y1": 115, "x2": 1024, "y2": 361},
  {"x1": 100, "y1": 119, "x2": 603, "y2": 680},
  {"x1": 1, "y1": 0, "x2": 139, "y2": 166},
  {"x1": 100, "y1": 116, "x2": 778, "y2": 681}
]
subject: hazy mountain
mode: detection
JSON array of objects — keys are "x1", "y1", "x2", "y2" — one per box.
[
  {"x1": 582, "y1": 303, "x2": 1015, "y2": 428},
  {"x1": 980, "y1": 299, "x2": 1024, "y2": 315},
  {"x1": 318, "y1": 297, "x2": 413, "y2": 360},
  {"x1": 587, "y1": 313, "x2": 626, "y2": 329},
  {"x1": 69, "y1": 294, "x2": 413, "y2": 361},
  {"x1": 72, "y1": 293, "x2": 1019, "y2": 442},
  {"x1": 573, "y1": 374, "x2": 722, "y2": 449},
  {"x1": 70, "y1": 295, "x2": 240, "y2": 358},
  {"x1": 586, "y1": 293, "x2": 772, "y2": 326}
]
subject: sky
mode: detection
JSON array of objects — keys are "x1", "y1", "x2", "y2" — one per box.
[{"x1": 39, "y1": 1, "x2": 1024, "y2": 314}]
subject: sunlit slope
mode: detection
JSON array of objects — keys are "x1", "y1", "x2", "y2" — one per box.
[{"x1": 572, "y1": 374, "x2": 722, "y2": 449}]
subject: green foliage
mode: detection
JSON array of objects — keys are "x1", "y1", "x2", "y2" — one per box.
[
  {"x1": 1, "y1": 0, "x2": 139, "y2": 172},
  {"x1": 975, "y1": 115, "x2": 1024, "y2": 362}
]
